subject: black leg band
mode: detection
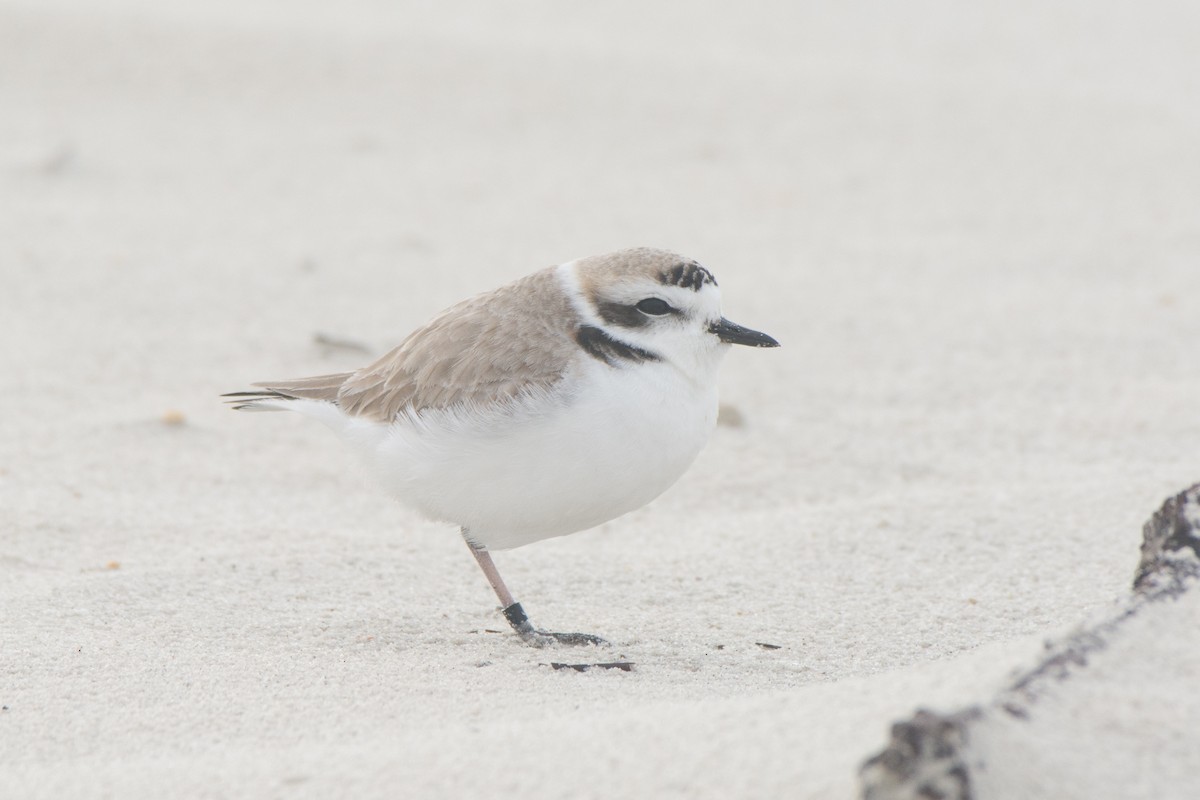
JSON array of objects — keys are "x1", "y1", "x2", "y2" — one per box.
[{"x1": 503, "y1": 602, "x2": 530, "y2": 631}]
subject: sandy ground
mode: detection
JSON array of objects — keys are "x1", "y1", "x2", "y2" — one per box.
[{"x1": 2, "y1": 1, "x2": 1199, "y2": 797}]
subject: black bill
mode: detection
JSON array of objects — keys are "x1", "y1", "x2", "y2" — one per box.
[{"x1": 709, "y1": 317, "x2": 780, "y2": 348}]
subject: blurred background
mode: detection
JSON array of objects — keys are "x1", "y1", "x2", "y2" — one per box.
[{"x1": 2, "y1": 1, "x2": 1199, "y2": 795}]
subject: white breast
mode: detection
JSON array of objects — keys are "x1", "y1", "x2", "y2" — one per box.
[{"x1": 356, "y1": 356, "x2": 720, "y2": 550}]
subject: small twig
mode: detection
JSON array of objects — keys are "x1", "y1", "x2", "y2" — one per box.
[{"x1": 547, "y1": 661, "x2": 634, "y2": 672}]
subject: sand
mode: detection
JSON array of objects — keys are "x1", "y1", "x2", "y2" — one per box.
[{"x1": 2, "y1": 1, "x2": 1198, "y2": 797}]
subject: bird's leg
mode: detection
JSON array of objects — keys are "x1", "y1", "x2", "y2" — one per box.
[{"x1": 462, "y1": 531, "x2": 607, "y2": 648}]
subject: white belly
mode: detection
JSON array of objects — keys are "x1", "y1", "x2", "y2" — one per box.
[{"x1": 357, "y1": 360, "x2": 719, "y2": 550}]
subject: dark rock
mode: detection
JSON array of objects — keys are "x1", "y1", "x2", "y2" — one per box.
[
  {"x1": 859, "y1": 708, "x2": 982, "y2": 800},
  {"x1": 1133, "y1": 482, "x2": 1200, "y2": 596}
]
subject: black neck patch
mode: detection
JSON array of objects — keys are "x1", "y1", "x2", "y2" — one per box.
[
  {"x1": 575, "y1": 325, "x2": 660, "y2": 366},
  {"x1": 659, "y1": 261, "x2": 717, "y2": 292}
]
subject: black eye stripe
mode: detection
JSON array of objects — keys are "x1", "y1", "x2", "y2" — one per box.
[
  {"x1": 596, "y1": 298, "x2": 679, "y2": 328},
  {"x1": 596, "y1": 301, "x2": 648, "y2": 328}
]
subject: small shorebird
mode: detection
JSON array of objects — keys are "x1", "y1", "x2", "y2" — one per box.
[{"x1": 225, "y1": 247, "x2": 778, "y2": 646}]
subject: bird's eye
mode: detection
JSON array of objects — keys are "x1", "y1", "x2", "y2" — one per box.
[{"x1": 635, "y1": 298, "x2": 672, "y2": 316}]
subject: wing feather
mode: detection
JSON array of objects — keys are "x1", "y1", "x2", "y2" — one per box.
[
  {"x1": 229, "y1": 267, "x2": 579, "y2": 422},
  {"x1": 339, "y1": 267, "x2": 578, "y2": 421}
]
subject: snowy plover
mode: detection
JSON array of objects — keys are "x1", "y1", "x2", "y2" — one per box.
[{"x1": 225, "y1": 247, "x2": 778, "y2": 647}]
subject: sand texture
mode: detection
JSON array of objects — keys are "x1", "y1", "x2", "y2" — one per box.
[{"x1": 2, "y1": 1, "x2": 1199, "y2": 797}]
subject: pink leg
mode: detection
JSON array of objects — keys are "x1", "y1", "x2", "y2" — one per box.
[
  {"x1": 462, "y1": 531, "x2": 606, "y2": 648},
  {"x1": 466, "y1": 543, "x2": 517, "y2": 607}
]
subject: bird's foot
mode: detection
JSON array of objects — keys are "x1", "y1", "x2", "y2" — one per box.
[
  {"x1": 520, "y1": 629, "x2": 609, "y2": 648},
  {"x1": 503, "y1": 602, "x2": 608, "y2": 648}
]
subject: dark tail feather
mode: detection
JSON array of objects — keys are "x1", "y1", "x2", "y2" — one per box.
[
  {"x1": 221, "y1": 389, "x2": 292, "y2": 411},
  {"x1": 222, "y1": 372, "x2": 353, "y2": 411}
]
